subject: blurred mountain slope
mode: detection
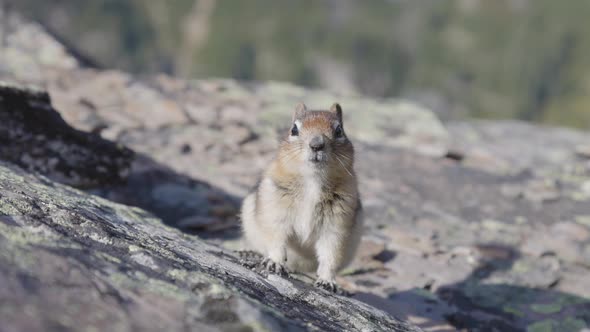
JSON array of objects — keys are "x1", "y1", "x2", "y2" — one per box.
[{"x1": 7, "y1": 0, "x2": 590, "y2": 128}]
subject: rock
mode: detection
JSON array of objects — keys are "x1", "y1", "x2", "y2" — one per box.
[
  {"x1": 448, "y1": 121, "x2": 590, "y2": 174},
  {"x1": 0, "y1": 80, "x2": 238, "y2": 230},
  {"x1": 92, "y1": 155, "x2": 240, "y2": 229},
  {"x1": 439, "y1": 283, "x2": 590, "y2": 331},
  {"x1": 0, "y1": 82, "x2": 133, "y2": 187},
  {"x1": 0, "y1": 11, "x2": 589, "y2": 331},
  {"x1": 0, "y1": 161, "x2": 419, "y2": 332},
  {"x1": 339, "y1": 238, "x2": 386, "y2": 277},
  {"x1": 576, "y1": 215, "x2": 590, "y2": 227},
  {"x1": 354, "y1": 291, "x2": 456, "y2": 332},
  {"x1": 177, "y1": 215, "x2": 222, "y2": 230},
  {"x1": 522, "y1": 222, "x2": 590, "y2": 266},
  {"x1": 0, "y1": 5, "x2": 79, "y2": 83},
  {"x1": 575, "y1": 144, "x2": 590, "y2": 159}
]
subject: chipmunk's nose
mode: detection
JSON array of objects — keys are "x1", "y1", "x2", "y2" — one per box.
[{"x1": 309, "y1": 136, "x2": 325, "y2": 152}]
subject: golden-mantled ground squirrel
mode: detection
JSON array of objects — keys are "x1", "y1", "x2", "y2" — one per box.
[{"x1": 241, "y1": 102, "x2": 363, "y2": 292}]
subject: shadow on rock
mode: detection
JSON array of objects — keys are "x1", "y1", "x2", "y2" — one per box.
[
  {"x1": 356, "y1": 244, "x2": 590, "y2": 331},
  {"x1": 0, "y1": 82, "x2": 133, "y2": 187},
  {"x1": 89, "y1": 154, "x2": 242, "y2": 240},
  {"x1": 436, "y1": 245, "x2": 590, "y2": 331}
]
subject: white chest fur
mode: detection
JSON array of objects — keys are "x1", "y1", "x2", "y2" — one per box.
[{"x1": 292, "y1": 178, "x2": 323, "y2": 244}]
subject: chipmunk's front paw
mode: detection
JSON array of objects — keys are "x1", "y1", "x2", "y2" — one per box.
[
  {"x1": 314, "y1": 278, "x2": 338, "y2": 293},
  {"x1": 262, "y1": 258, "x2": 288, "y2": 277}
]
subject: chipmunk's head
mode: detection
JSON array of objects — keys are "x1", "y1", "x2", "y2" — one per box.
[{"x1": 280, "y1": 102, "x2": 354, "y2": 176}]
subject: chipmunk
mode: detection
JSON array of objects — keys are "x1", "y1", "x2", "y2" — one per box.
[{"x1": 241, "y1": 102, "x2": 363, "y2": 292}]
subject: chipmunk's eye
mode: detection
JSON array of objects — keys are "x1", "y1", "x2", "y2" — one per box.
[
  {"x1": 291, "y1": 124, "x2": 299, "y2": 136},
  {"x1": 334, "y1": 125, "x2": 343, "y2": 138}
]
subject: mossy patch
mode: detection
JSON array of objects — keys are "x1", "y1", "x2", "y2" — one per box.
[
  {"x1": 531, "y1": 303, "x2": 563, "y2": 314},
  {"x1": 527, "y1": 318, "x2": 587, "y2": 332},
  {"x1": 411, "y1": 288, "x2": 438, "y2": 301},
  {"x1": 503, "y1": 305, "x2": 525, "y2": 317},
  {"x1": 527, "y1": 319, "x2": 555, "y2": 332},
  {"x1": 575, "y1": 215, "x2": 590, "y2": 227}
]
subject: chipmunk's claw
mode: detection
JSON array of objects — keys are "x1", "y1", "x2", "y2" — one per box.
[
  {"x1": 314, "y1": 279, "x2": 338, "y2": 293},
  {"x1": 262, "y1": 258, "x2": 288, "y2": 277}
]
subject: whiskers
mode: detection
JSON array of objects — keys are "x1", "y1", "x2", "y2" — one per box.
[
  {"x1": 279, "y1": 142, "x2": 303, "y2": 165},
  {"x1": 278, "y1": 140, "x2": 354, "y2": 180},
  {"x1": 334, "y1": 152, "x2": 352, "y2": 162},
  {"x1": 334, "y1": 153, "x2": 353, "y2": 177}
]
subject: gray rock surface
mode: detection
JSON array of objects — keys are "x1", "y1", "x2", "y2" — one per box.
[
  {"x1": 1, "y1": 6, "x2": 590, "y2": 332},
  {"x1": 0, "y1": 3, "x2": 78, "y2": 83},
  {"x1": 0, "y1": 160, "x2": 419, "y2": 332}
]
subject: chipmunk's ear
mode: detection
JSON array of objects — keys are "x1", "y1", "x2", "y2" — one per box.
[
  {"x1": 293, "y1": 102, "x2": 307, "y2": 121},
  {"x1": 330, "y1": 103, "x2": 343, "y2": 123}
]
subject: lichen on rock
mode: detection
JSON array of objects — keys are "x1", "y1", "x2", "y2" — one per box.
[{"x1": 0, "y1": 161, "x2": 419, "y2": 332}]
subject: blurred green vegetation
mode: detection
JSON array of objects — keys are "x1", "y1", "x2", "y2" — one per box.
[{"x1": 10, "y1": 0, "x2": 590, "y2": 128}]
